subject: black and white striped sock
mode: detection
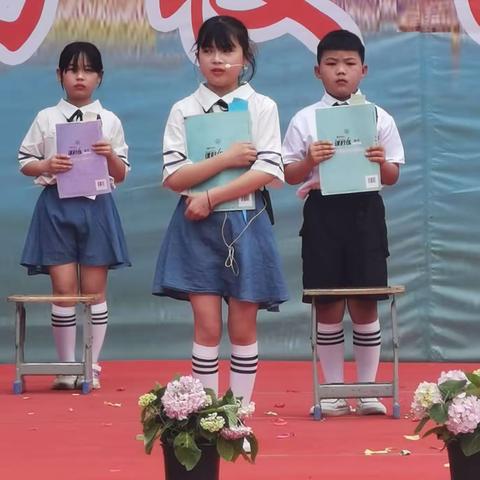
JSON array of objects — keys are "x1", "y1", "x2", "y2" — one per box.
[
  {"x1": 91, "y1": 302, "x2": 108, "y2": 364},
  {"x1": 316, "y1": 322, "x2": 345, "y2": 383},
  {"x1": 353, "y1": 319, "x2": 381, "y2": 383},
  {"x1": 192, "y1": 342, "x2": 219, "y2": 395},
  {"x1": 230, "y1": 342, "x2": 258, "y2": 406},
  {"x1": 51, "y1": 304, "x2": 76, "y2": 362}
]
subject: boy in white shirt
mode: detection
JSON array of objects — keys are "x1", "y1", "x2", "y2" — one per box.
[{"x1": 283, "y1": 29, "x2": 404, "y2": 416}]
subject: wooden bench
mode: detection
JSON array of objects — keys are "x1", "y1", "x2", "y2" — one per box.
[
  {"x1": 303, "y1": 286, "x2": 405, "y2": 420},
  {"x1": 7, "y1": 294, "x2": 100, "y2": 394}
]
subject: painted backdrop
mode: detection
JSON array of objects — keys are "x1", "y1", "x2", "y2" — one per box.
[{"x1": 1, "y1": 0, "x2": 479, "y2": 362}]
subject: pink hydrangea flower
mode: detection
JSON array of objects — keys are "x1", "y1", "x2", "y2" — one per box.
[
  {"x1": 161, "y1": 376, "x2": 209, "y2": 420},
  {"x1": 438, "y1": 370, "x2": 468, "y2": 385},
  {"x1": 446, "y1": 396, "x2": 480, "y2": 435},
  {"x1": 220, "y1": 425, "x2": 253, "y2": 440}
]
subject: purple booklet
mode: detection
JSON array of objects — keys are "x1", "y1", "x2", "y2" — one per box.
[{"x1": 55, "y1": 120, "x2": 111, "y2": 198}]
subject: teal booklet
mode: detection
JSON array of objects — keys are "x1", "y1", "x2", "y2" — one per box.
[
  {"x1": 316, "y1": 103, "x2": 380, "y2": 195},
  {"x1": 185, "y1": 108, "x2": 255, "y2": 211}
]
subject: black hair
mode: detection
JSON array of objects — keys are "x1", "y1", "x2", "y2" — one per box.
[
  {"x1": 194, "y1": 15, "x2": 256, "y2": 82},
  {"x1": 316, "y1": 29, "x2": 365, "y2": 64},
  {"x1": 58, "y1": 42, "x2": 103, "y2": 86}
]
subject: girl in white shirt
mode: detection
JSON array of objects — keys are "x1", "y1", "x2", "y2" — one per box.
[
  {"x1": 153, "y1": 16, "x2": 288, "y2": 411},
  {"x1": 18, "y1": 42, "x2": 130, "y2": 390}
]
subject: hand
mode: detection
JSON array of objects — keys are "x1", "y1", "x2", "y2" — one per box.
[
  {"x1": 91, "y1": 140, "x2": 114, "y2": 160},
  {"x1": 365, "y1": 145, "x2": 386, "y2": 165},
  {"x1": 306, "y1": 141, "x2": 335, "y2": 166},
  {"x1": 185, "y1": 192, "x2": 212, "y2": 221},
  {"x1": 46, "y1": 154, "x2": 72, "y2": 173},
  {"x1": 224, "y1": 142, "x2": 257, "y2": 168}
]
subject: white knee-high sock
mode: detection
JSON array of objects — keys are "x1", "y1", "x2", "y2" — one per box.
[
  {"x1": 91, "y1": 302, "x2": 108, "y2": 364},
  {"x1": 316, "y1": 322, "x2": 345, "y2": 383},
  {"x1": 192, "y1": 342, "x2": 219, "y2": 395},
  {"x1": 51, "y1": 304, "x2": 76, "y2": 362},
  {"x1": 353, "y1": 319, "x2": 381, "y2": 383},
  {"x1": 230, "y1": 342, "x2": 258, "y2": 406}
]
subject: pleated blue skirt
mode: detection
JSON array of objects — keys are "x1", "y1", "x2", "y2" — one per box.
[
  {"x1": 21, "y1": 185, "x2": 131, "y2": 275},
  {"x1": 152, "y1": 192, "x2": 288, "y2": 310}
]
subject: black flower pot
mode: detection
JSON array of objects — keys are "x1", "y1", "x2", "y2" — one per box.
[
  {"x1": 162, "y1": 444, "x2": 220, "y2": 480},
  {"x1": 447, "y1": 441, "x2": 480, "y2": 480}
]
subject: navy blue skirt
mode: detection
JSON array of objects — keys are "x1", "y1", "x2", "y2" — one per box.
[
  {"x1": 152, "y1": 192, "x2": 288, "y2": 310},
  {"x1": 21, "y1": 185, "x2": 131, "y2": 275}
]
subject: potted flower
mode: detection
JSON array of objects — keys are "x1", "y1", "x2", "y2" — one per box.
[
  {"x1": 139, "y1": 375, "x2": 258, "y2": 479},
  {"x1": 411, "y1": 369, "x2": 480, "y2": 480}
]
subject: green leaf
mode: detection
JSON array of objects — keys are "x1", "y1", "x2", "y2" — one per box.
[
  {"x1": 460, "y1": 434, "x2": 480, "y2": 457},
  {"x1": 466, "y1": 373, "x2": 480, "y2": 387},
  {"x1": 414, "y1": 416, "x2": 430, "y2": 434},
  {"x1": 438, "y1": 380, "x2": 467, "y2": 397},
  {"x1": 173, "y1": 432, "x2": 201, "y2": 471},
  {"x1": 217, "y1": 436, "x2": 235, "y2": 461},
  {"x1": 429, "y1": 403, "x2": 448, "y2": 424},
  {"x1": 248, "y1": 435, "x2": 259, "y2": 463},
  {"x1": 143, "y1": 423, "x2": 161, "y2": 455}
]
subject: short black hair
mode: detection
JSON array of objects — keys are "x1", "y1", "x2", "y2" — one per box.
[
  {"x1": 316, "y1": 29, "x2": 365, "y2": 64},
  {"x1": 194, "y1": 15, "x2": 256, "y2": 81},
  {"x1": 58, "y1": 42, "x2": 103, "y2": 75}
]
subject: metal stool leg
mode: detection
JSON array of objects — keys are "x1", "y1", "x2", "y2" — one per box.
[
  {"x1": 13, "y1": 302, "x2": 25, "y2": 394},
  {"x1": 311, "y1": 299, "x2": 322, "y2": 420},
  {"x1": 391, "y1": 294, "x2": 401, "y2": 419},
  {"x1": 81, "y1": 304, "x2": 93, "y2": 394}
]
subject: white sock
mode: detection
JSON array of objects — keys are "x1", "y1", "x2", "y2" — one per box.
[
  {"x1": 353, "y1": 319, "x2": 381, "y2": 383},
  {"x1": 51, "y1": 304, "x2": 76, "y2": 362},
  {"x1": 192, "y1": 342, "x2": 219, "y2": 395},
  {"x1": 230, "y1": 342, "x2": 258, "y2": 406},
  {"x1": 91, "y1": 302, "x2": 108, "y2": 364},
  {"x1": 316, "y1": 322, "x2": 345, "y2": 383}
]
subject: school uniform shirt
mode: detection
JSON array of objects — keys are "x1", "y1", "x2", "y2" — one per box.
[
  {"x1": 18, "y1": 98, "x2": 129, "y2": 186},
  {"x1": 162, "y1": 82, "x2": 284, "y2": 187},
  {"x1": 282, "y1": 91, "x2": 405, "y2": 199}
]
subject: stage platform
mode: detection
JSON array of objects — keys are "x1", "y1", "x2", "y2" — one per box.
[{"x1": 1, "y1": 360, "x2": 470, "y2": 479}]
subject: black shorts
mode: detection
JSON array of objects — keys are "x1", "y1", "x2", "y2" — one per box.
[{"x1": 300, "y1": 190, "x2": 389, "y2": 303}]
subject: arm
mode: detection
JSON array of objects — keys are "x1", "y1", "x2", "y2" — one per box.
[
  {"x1": 165, "y1": 142, "x2": 256, "y2": 192},
  {"x1": 284, "y1": 141, "x2": 334, "y2": 185},
  {"x1": 185, "y1": 170, "x2": 274, "y2": 221}
]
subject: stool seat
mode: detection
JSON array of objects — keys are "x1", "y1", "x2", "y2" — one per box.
[
  {"x1": 303, "y1": 286, "x2": 405, "y2": 420},
  {"x1": 7, "y1": 294, "x2": 100, "y2": 394}
]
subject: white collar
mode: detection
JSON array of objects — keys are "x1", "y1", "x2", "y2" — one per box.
[
  {"x1": 321, "y1": 89, "x2": 363, "y2": 106},
  {"x1": 57, "y1": 98, "x2": 103, "y2": 120},
  {"x1": 193, "y1": 83, "x2": 254, "y2": 112}
]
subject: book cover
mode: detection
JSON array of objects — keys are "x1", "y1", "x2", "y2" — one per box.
[
  {"x1": 186, "y1": 109, "x2": 255, "y2": 211},
  {"x1": 55, "y1": 120, "x2": 111, "y2": 199},
  {"x1": 316, "y1": 103, "x2": 380, "y2": 195}
]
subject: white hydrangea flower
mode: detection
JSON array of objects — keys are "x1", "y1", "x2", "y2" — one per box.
[
  {"x1": 200, "y1": 413, "x2": 225, "y2": 433},
  {"x1": 411, "y1": 382, "x2": 442, "y2": 419},
  {"x1": 138, "y1": 392, "x2": 157, "y2": 408}
]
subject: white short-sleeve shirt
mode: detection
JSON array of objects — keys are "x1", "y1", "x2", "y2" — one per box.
[
  {"x1": 282, "y1": 91, "x2": 405, "y2": 199},
  {"x1": 18, "y1": 98, "x2": 129, "y2": 186},
  {"x1": 162, "y1": 83, "x2": 284, "y2": 187}
]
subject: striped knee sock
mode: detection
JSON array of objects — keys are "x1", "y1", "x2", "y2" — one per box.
[
  {"x1": 353, "y1": 319, "x2": 381, "y2": 383},
  {"x1": 316, "y1": 322, "x2": 345, "y2": 383},
  {"x1": 51, "y1": 304, "x2": 76, "y2": 362},
  {"x1": 91, "y1": 302, "x2": 108, "y2": 364},
  {"x1": 192, "y1": 342, "x2": 219, "y2": 395},
  {"x1": 230, "y1": 342, "x2": 258, "y2": 406}
]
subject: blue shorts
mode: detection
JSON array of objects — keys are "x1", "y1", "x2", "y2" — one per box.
[{"x1": 21, "y1": 185, "x2": 131, "y2": 275}]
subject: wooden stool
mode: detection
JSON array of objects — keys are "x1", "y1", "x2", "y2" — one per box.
[
  {"x1": 7, "y1": 294, "x2": 100, "y2": 394},
  {"x1": 303, "y1": 286, "x2": 405, "y2": 420}
]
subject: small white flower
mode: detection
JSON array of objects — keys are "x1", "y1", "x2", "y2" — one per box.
[
  {"x1": 411, "y1": 382, "x2": 442, "y2": 419},
  {"x1": 200, "y1": 413, "x2": 225, "y2": 432},
  {"x1": 238, "y1": 401, "x2": 256, "y2": 419}
]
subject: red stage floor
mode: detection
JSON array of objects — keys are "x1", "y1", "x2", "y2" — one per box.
[{"x1": 0, "y1": 360, "x2": 472, "y2": 479}]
